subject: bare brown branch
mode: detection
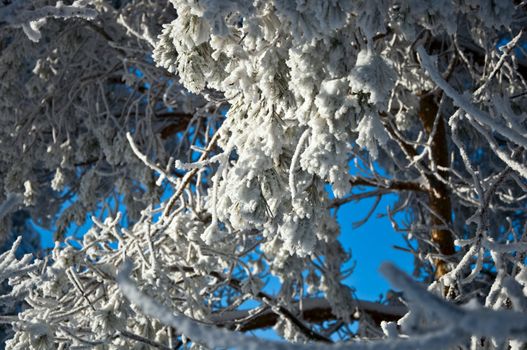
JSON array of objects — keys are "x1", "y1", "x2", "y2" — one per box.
[
  {"x1": 418, "y1": 93, "x2": 455, "y2": 279},
  {"x1": 210, "y1": 298, "x2": 407, "y2": 331}
]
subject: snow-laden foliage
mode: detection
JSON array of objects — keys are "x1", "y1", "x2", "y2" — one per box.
[
  {"x1": 0, "y1": 0, "x2": 212, "y2": 242},
  {"x1": 0, "y1": 210, "x2": 41, "y2": 345},
  {"x1": 1, "y1": 0, "x2": 527, "y2": 349}
]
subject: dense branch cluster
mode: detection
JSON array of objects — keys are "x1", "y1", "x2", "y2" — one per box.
[{"x1": 1, "y1": 0, "x2": 527, "y2": 349}]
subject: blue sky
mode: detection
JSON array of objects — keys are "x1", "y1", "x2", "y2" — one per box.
[{"x1": 337, "y1": 194, "x2": 412, "y2": 300}]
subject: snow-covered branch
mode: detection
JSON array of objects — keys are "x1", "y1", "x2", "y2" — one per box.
[
  {"x1": 1, "y1": 1, "x2": 97, "y2": 42},
  {"x1": 417, "y1": 45, "x2": 527, "y2": 151}
]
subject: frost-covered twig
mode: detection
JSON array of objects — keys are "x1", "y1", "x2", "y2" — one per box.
[
  {"x1": 417, "y1": 46, "x2": 527, "y2": 149},
  {"x1": 289, "y1": 129, "x2": 310, "y2": 199},
  {"x1": 0, "y1": 237, "x2": 40, "y2": 283},
  {"x1": 381, "y1": 263, "x2": 527, "y2": 342},
  {"x1": 163, "y1": 130, "x2": 221, "y2": 217},
  {"x1": 0, "y1": 193, "x2": 22, "y2": 221},
  {"x1": 474, "y1": 30, "x2": 524, "y2": 97},
  {"x1": 0, "y1": 237, "x2": 42, "y2": 308},
  {"x1": 0, "y1": 1, "x2": 98, "y2": 42},
  {"x1": 126, "y1": 132, "x2": 178, "y2": 185}
]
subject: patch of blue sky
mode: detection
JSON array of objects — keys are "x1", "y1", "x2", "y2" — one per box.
[
  {"x1": 126, "y1": 66, "x2": 152, "y2": 90},
  {"x1": 328, "y1": 158, "x2": 414, "y2": 300},
  {"x1": 32, "y1": 189, "x2": 126, "y2": 250},
  {"x1": 496, "y1": 36, "x2": 527, "y2": 59},
  {"x1": 337, "y1": 193, "x2": 413, "y2": 300}
]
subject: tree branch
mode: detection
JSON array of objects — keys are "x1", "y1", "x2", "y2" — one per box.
[
  {"x1": 417, "y1": 93, "x2": 455, "y2": 279},
  {"x1": 172, "y1": 266, "x2": 406, "y2": 336},
  {"x1": 349, "y1": 177, "x2": 428, "y2": 192},
  {"x1": 210, "y1": 298, "x2": 407, "y2": 332}
]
